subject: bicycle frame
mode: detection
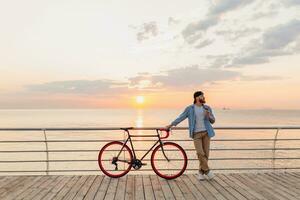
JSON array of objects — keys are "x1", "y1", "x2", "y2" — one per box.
[{"x1": 116, "y1": 129, "x2": 169, "y2": 163}]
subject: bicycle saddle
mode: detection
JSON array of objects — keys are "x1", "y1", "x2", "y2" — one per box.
[{"x1": 120, "y1": 127, "x2": 134, "y2": 130}]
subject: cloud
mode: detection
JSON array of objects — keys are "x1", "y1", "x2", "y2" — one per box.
[
  {"x1": 182, "y1": 0, "x2": 255, "y2": 43},
  {"x1": 284, "y1": 0, "x2": 300, "y2": 6},
  {"x1": 129, "y1": 65, "x2": 240, "y2": 89},
  {"x1": 182, "y1": 15, "x2": 218, "y2": 40},
  {"x1": 207, "y1": 55, "x2": 232, "y2": 68},
  {"x1": 194, "y1": 39, "x2": 215, "y2": 48},
  {"x1": 168, "y1": 17, "x2": 180, "y2": 26},
  {"x1": 262, "y1": 19, "x2": 300, "y2": 49},
  {"x1": 210, "y1": 0, "x2": 254, "y2": 15},
  {"x1": 251, "y1": 10, "x2": 277, "y2": 20},
  {"x1": 216, "y1": 28, "x2": 260, "y2": 40},
  {"x1": 26, "y1": 65, "x2": 286, "y2": 96},
  {"x1": 239, "y1": 75, "x2": 285, "y2": 81},
  {"x1": 26, "y1": 66, "x2": 242, "y2": 95},
  {"x1": 135, "y1": 21, "x2": 158, "y2": 42},
  {"x1": 26, "y1": 79, "x2": 129, "y2": 95},
  {"x1": 229, "y1": 19, "x2": 300, "y2": 67}
]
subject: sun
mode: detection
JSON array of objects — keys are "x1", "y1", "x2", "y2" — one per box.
[{"x1": 136, "y1": 96, "x2": 145, "y2": 104}]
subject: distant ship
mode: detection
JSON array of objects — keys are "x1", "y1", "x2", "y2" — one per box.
[{"x1": 222, "y1": 107, "x2": 230, "y2": 110}]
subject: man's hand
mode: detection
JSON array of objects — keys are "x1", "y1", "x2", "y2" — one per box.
[
  {"x1": 165, "y1": 124, "x2": 172, "y2": 130},
  {"x1": 204, "y1": 109, "x2": 210, "y2": 118}
]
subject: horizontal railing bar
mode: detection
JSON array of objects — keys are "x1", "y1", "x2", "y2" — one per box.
[
  {"x1": 0, "y1": 167, "x2": 300, "y2": 173},
  {"x1": 0, "y1": 126, "x2": 300, "y2": 131},
  {"x1": 0, "y1": 157, "x2": 299, "y2": 163},
  {"x1": 0, "y1": 138, "x2": 299, "y2": 143},
  {"x1": 1, "y1": 148, "x2": 299, "y2": 153},
  {"x1": 0, "y1": 126, "x2": 298, "y2": 174}
]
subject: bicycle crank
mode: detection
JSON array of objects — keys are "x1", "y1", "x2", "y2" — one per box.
[{"x1": 132, "y1": 159, "x2": 146, "y2": 170}]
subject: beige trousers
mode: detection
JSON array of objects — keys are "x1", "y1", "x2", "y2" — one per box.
[{"x1": 193, "y1": 130, "x2": 210, "y2": 174}]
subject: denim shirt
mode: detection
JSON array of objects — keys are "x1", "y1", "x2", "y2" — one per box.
[{"x1": 171, "y1": 104, "x2": 216, "y2": 138}]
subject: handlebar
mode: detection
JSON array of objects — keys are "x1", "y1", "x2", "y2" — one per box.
[{"x1": 156, "y1": 128, "x2": 170, "y2": 139}]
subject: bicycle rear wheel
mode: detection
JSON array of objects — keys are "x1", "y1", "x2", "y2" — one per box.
[
  {"x1": 98, "y1": 141, "x2": 133, "y2": 178},
  {"x1": 151, "y1": 142, "x2": 187, "y2": 179}
]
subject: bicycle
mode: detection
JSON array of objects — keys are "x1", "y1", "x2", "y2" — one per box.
[{"x1": 98, "y1": 127, "x2": 188, "y2": 179}]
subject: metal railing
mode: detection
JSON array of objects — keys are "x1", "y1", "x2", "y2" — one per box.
[{"x1": 0, "y1": 126, "x2": 299, "y2": 175}]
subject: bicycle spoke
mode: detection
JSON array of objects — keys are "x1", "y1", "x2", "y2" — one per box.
[
  {"x1": 151, "y1": 142, "x2": 187, "y2": 179},
  {"x1": 98, "y1": 141, "x2": 132, "y2": 178}
]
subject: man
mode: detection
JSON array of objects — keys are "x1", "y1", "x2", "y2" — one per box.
[{"x1": 166, "y1": 91, "x2": 216, "y2": 180}]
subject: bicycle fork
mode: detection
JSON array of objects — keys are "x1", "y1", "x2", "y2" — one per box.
[{"x1": 159, "y1": 141, "x2": 170, "y2": 162}]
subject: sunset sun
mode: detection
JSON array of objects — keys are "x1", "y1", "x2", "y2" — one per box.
[{"x1": 136, "y1": 96, "x2": 145, "y2": 104}]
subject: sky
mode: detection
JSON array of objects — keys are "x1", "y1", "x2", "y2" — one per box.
[{"x1": 0, "y1": 0, "x2": 300, "y2": 109}]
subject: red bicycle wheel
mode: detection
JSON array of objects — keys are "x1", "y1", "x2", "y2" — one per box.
[
  {"x1": 151, "y1": 142, "x2": 187, "y2": 179},
  {"x1": 98, "y1": 141, "x2": 133, "y2": 178}
]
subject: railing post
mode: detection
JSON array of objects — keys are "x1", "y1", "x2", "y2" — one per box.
[
  {"x1": 272, "y1": 128, "x2": 280, "y2": 170},
  {"x1": 43, "y1": 129, "x2": 49, "y2": 175}
]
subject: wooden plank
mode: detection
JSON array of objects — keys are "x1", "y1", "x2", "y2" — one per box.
[
  {"x1": 205, "y1": 176, "x2": 239, "y2": 200},
  {"x1": 150, "y1": 175, "x2": 165, "y2": 200},
  {"x1": 62, "y1": 175, "x2": 89, "y2": 200},
  {"x1": 15, "y1": 176, "x2": 51, "y2": 200},
  {"x1": 125, "y1": 175, "x2": 134, "y2": 200},
  {"x1": 83, "y1": 176, "x2": 104, "y2": 200},
  {"x1": 165, "y1": 178, "x2": 184, "y2": 200},
  {"x1": 0, "y1": 172, "x2": 299, "y2": 200},
  {"x1": 281, "y1": 172, "x2": 300, "y2": 186},
  {"x1": 3, "y1": 176, "x2": 43, "y2": 200},
  {"x1": 289, "y1": 172, "x2": 300, "y2": 178},
  {"x1": 157, "y1": 177, "x2": 175, "y2": 200},
  {"x1": 0, "y1": 176, "x2": 20, "y2": 188},
  {"x1": 212, "y1": 174, "x2": 247, "y2": 200},
  {"x1": 134, "y1": 175, "x2": 145, "y2": 200},
  {"x1": 0, "y1": 176, "x2": 32, "y2": 199},
  {"x1": 220, "y1": 173, "x2": 260, "y2": 200},
  {"x1": 142, "y1": 175, "x2": 155, "y2": 200},
  {"x1": 51, "y1": 176, "x2": 81, "y2": 200},
  {"x1": 267, "y1": 172, "x2": 300, "y2": 189},
  {"x1": 114, "y1": 175, "x2": 127, "y2": 200},
  {"x1": 32, "y1": 176, "x2": 64, "y2": 200},
  {"x1": 73, "y1": 176, "x2": 97, "y2": 200},
  {"x1": 23, "y1": 176, "x2": 59, "y2": 200},
  {"x1": 187, "y1": 174, "x2": 216, "y2": 200},
  {"x1": 246, "y1": 173, "x2": 297, "y2": 200},
  {"x1": 42, "y1": 176, "x2": 73, "y2": 200},
  {"x1": 198, "y1": 175, "x2": 227, "y2": 200},
  {"x1": 94, "y1": 176, "x2": 111, "y2": 199},
  {"x1": 104, "y1": 177, "x2": 119, "y2": 200},
  {"x1": 0, "y1": 176, "x2": 26, "y2": 196},
  {"x1": 263, "y1": 173, "x2": 300, "y2": 195},
  {"x1": 180, "y1": 174, "x2": 205, "y2": 199},
  {"x1": 228, "y1": 173, "x2": 267, "y2": 200},
  {"x1": 235, "y1": 173, "x2": 282, "y2": 200},
  {"x1": 247, "y1": 173, "x2": 298, "y2": 200},
  {"x1": 175, "y1": 176, "x2": 197, "y2": 200}
]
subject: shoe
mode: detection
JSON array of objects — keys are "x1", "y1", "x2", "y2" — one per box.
[
  {"x1": 197, "y1": 172, "x2": 206, "y2": 181},
  {"x1": 205, "y1": 170, "x2": 214, "y2": 180}
]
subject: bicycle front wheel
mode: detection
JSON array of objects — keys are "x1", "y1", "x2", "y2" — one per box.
[
  {"x1": 98, "y1": 141, "x2": 133, "y2": 178},
  {"x1": 151, "y1": 142, "x2": 187, "y2": 179}
]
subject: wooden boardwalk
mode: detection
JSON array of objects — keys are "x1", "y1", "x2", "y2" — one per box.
[{"x1": 0, "y1": 172, "x2": 299, "y2": 200}]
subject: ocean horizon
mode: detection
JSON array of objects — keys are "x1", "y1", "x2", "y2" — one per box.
[{"x1": 1, "y1": 108, "x2": 300, "y2": 128}]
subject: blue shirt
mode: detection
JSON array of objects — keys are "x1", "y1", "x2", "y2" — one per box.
[{"x1": 171, "y1": 104, "x2": 216, "y2": 138}]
